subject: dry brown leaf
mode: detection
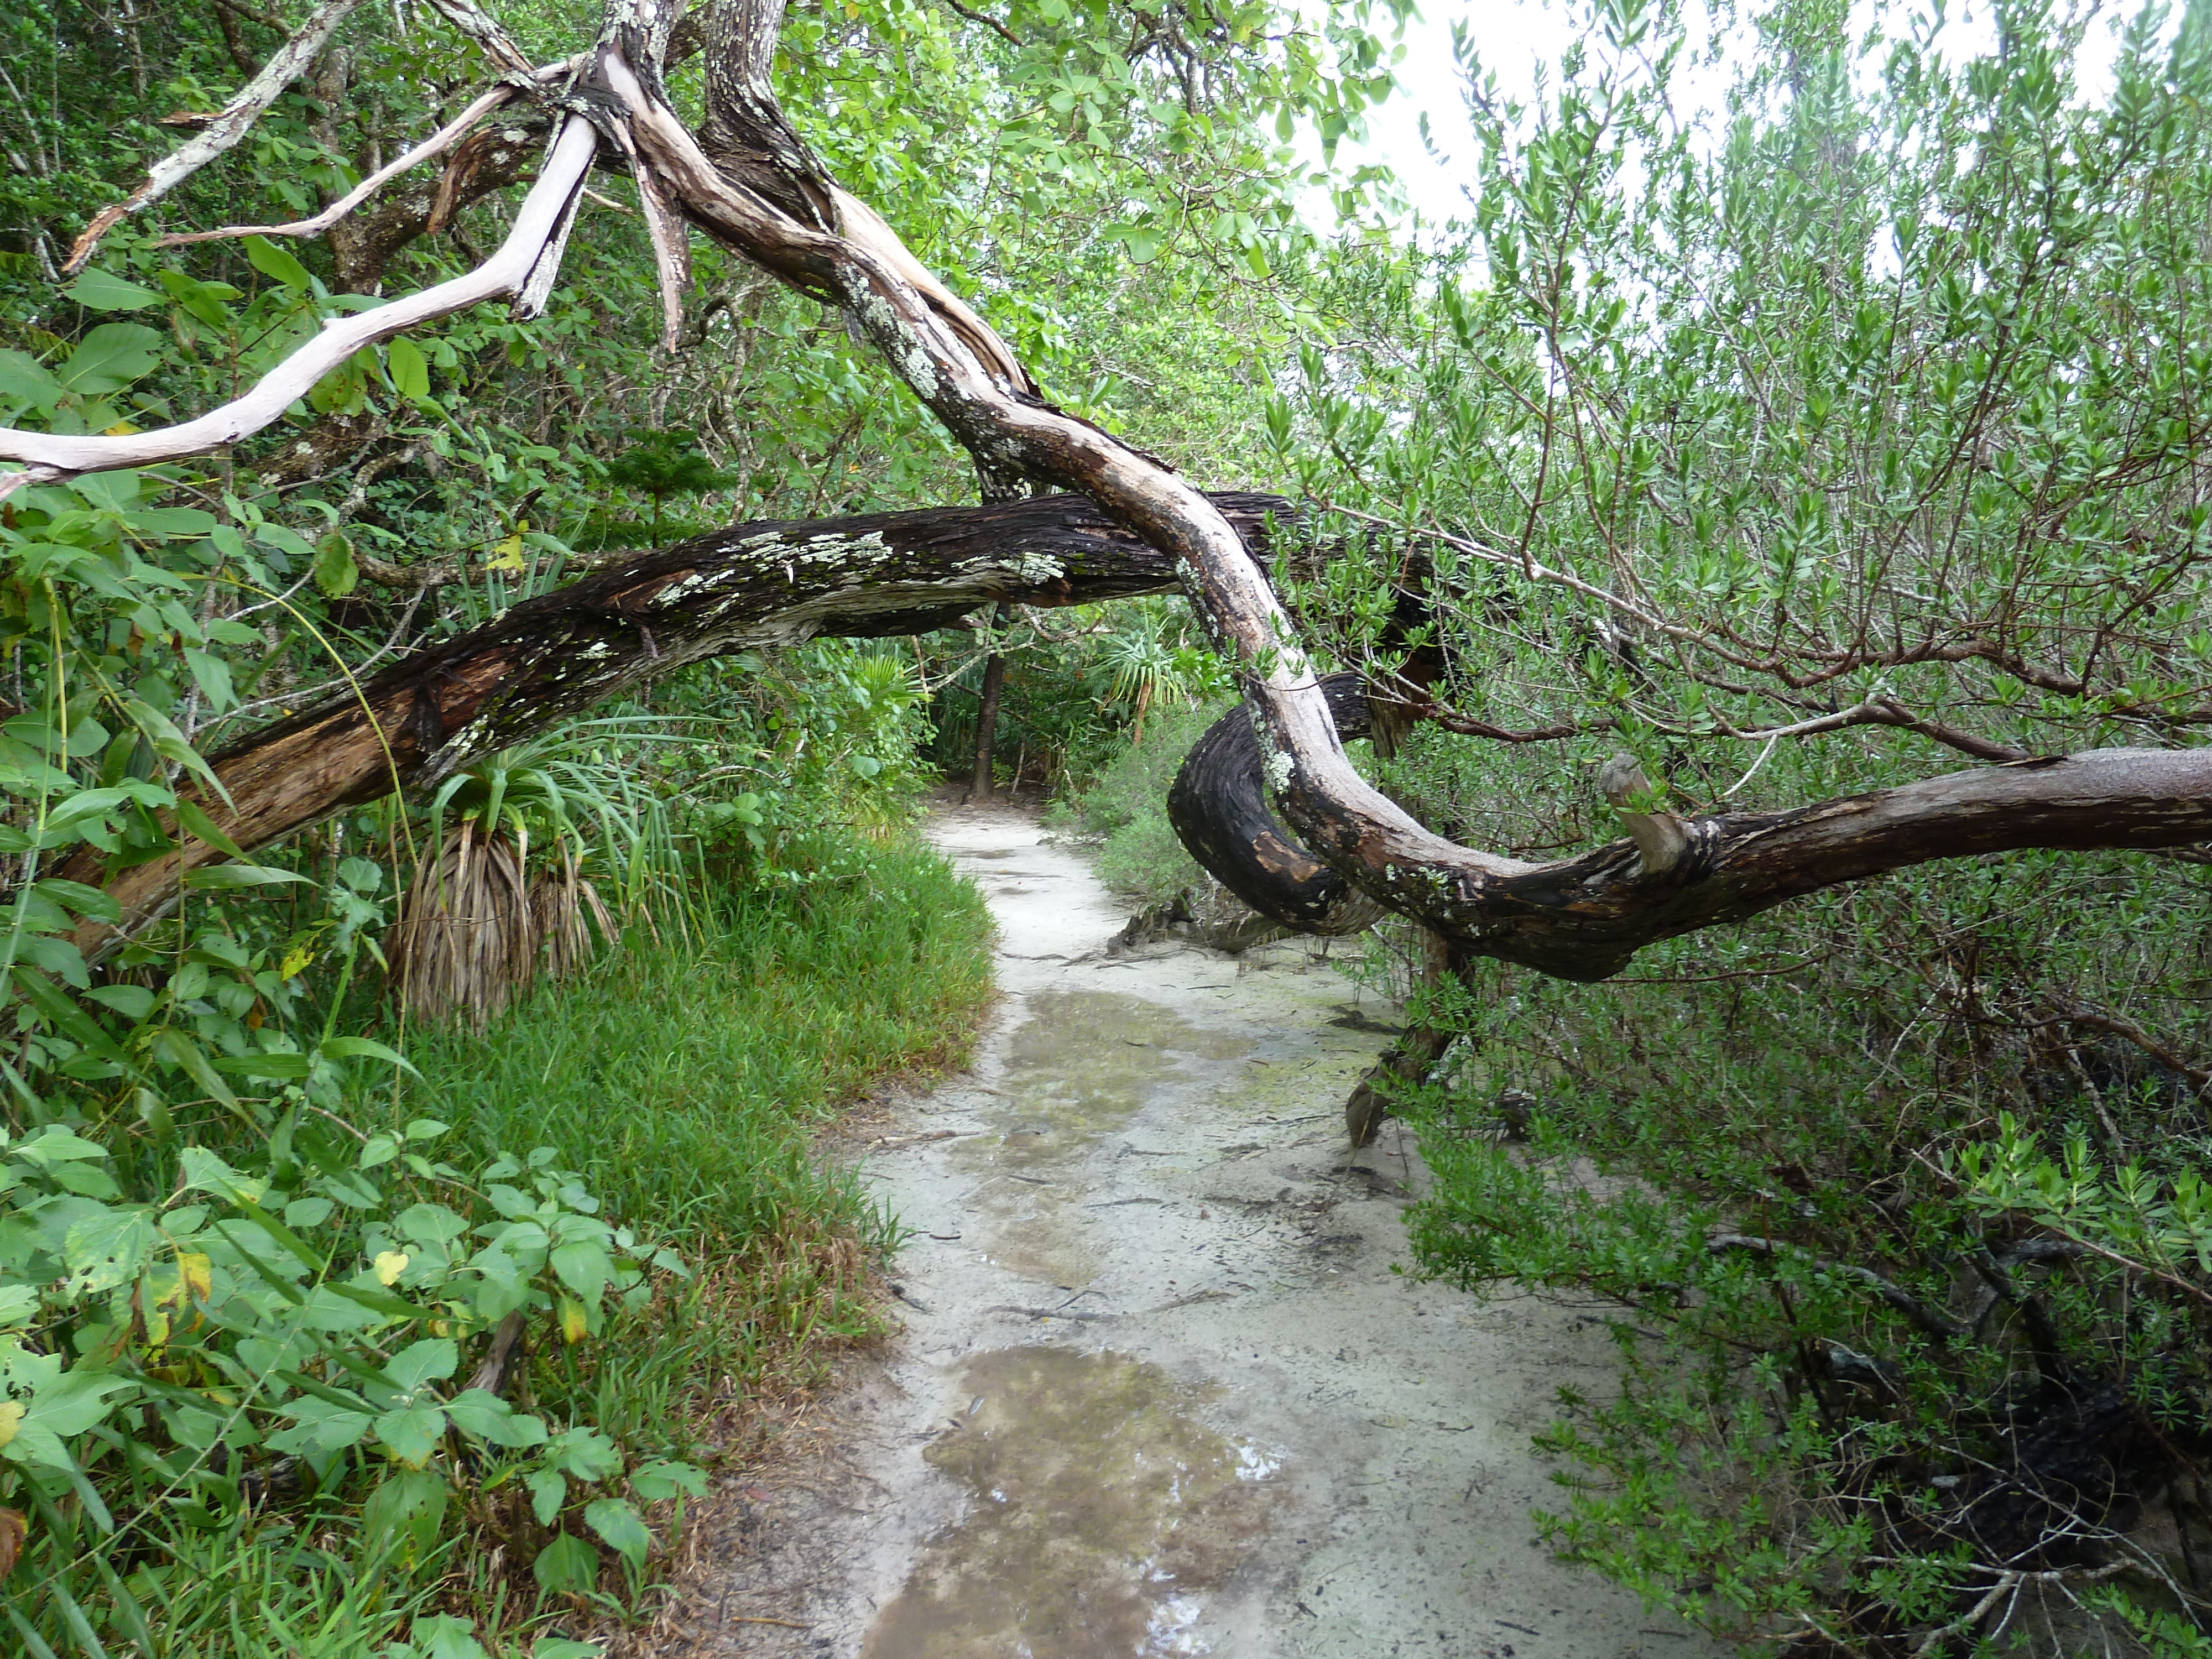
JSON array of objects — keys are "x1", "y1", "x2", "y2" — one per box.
[{"x1": 0, "y1": 1506, "x2": 27, "y2": 1579}]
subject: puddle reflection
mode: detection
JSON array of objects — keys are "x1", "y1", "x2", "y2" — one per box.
[{"x1": 958, "y1": 992, "x2": 1246, "y2": 1283}]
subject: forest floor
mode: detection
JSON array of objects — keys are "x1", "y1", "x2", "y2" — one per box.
[{"x1": 646, "y1": 804, "x2": 1729, "y2": 1659}]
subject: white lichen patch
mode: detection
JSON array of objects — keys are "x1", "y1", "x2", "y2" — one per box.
[
  {"x1": 795, "y1": 530, "x2": 893, "y2": 566},
  {"x1": 953, "y1": 550, "x2": 1063, "y2": 583},
  {"x1": 650, "y1": 565, "x2": 746, "y2": 608}
]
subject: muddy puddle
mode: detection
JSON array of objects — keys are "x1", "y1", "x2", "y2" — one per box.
[
  {"x1": 864, "y1": 1346, "x2": 1276, "y2": 1658},
  {"x1": 662, "y1": 806, "x2": 1731, "y2": 1659}
]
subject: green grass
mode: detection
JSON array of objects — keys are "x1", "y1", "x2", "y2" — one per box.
[
  {"x1": 392, "y1": 831, "x2": 994, "y2": 1642},
  {"x1": 3, "y1": 833, "x2": 993, "y2": 1659},
  {"x1": 408, "y1": 832, "x2": 993, "y2": 1251}
]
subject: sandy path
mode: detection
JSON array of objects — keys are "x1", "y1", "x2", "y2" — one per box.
[{"x1": 663, "y1": 806, "x2": 1726, "y2": 1659}]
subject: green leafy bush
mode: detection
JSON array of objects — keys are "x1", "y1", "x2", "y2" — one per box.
[{"x1": 0, "y1": 1115, "x2": 698, "y2": 1657}]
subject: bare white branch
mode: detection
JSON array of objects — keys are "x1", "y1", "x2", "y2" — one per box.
[
  {"x1": 154, "y1": 76, "x2": 562, "y2": 252},
  {"x1": 64, "y1": 0, "x2": 369, "y2": 274},
  {"x1": 2, "y1": 117, "x2": 599, "y2": 498}
]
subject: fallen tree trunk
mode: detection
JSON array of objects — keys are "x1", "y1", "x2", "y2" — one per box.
[{"x1": 71, "y1": 492, "x2": 1288, "y2": 941}]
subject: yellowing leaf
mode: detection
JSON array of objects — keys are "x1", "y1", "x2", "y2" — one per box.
[
  {"x1": 374, "y1": 1250, "x2": 411, "y2": 1287},
  {"x1": 178, "y1": 1253, "x2": 212, "y2": 1303},
  {"x1": 487, "y1": 521, "x2": 529, "y2": 573},
  {"x1": 102, "y1": 420, "x2": 140, "y2": 436},
  {"x1": 279, "y1": 943, "x2": 315, "y2": 979},
  {"x1": 558, "y1": 1296, "x2": 588, "y2": 1344},
  {"x1": 0, "y1": 1401, "x2": 22, "y2": 1452}
]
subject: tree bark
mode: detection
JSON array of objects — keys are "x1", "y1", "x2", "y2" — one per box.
[
  {"x1": 20, "y1": 0, "x2": 2212, "y2": 990},
  {"x1": 1168, "y1": 690, "x2": 2212, "y2": 981},
  {"x1": 970, "y1": 603, "x2": 1011, "y2": 801},
  {"x1": 70, "y1": 492, "x2": 1292, "y2": 943},
  {"x1": 1344, "y1": 927, "x2": 1457, "y2": 1149}
]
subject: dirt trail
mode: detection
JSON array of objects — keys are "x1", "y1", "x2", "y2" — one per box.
[{"x1": 665, "y1": 805, "x2": 1727, "y2": 1659}]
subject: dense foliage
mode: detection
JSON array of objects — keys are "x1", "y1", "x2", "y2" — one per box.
[
  {"x1": 9, "y1": 0, "x2": 2212, "y2": 1650},
  {"x1": 1266, "y1": 1, "x2": 2212, "y2": 1650}
]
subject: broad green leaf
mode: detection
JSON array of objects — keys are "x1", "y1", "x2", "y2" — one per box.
[
  {"x1": 11, "y1": 1128, "x2": 110, "y2": 1165},
  {"x1": 373, "y1": 1401, "x2": 447, "y2": 1467},
  {"x1": 320, "y1": 1035, "x2": 416, "y2": 1074},
  {"x1": 175, "y1": 1146, "x2": 264, "y2": 1202},
  {"x1": 531, "y1": 1530, "x2": 599, "y2": 1595},
  {"x1": 32, "y1": 878, "x2": 121, "y2": 925},
  {"x1": 154, "y1": 1029, "x2": 239, "y2": 1112},
  {"x1": 59, "y1": 324, "x2": 164, "y2": 395},
  {"x1": 83, "y1": 984, "x2": 154, "y2": 1021},
  {"x1": 175, "y1": 800, "x2": 247, "y2": 859},
  {"x1": 549, "y1": 1239, "x2": 612, "y2": 1302},
  {"x1": 265, "y1": 1395, "x2": 376, "y2": 1455},
  {"x1": 382, "y1": 1337, "x2": 458, "y2": 1393},
  {"x1": 526, "y1": 1467, "x2": 567, "y2": 1526},
  {"x1": 243, "y1": 234, "x2": 313, "y2": 291},
  {"x1": 121, "y1": 698, "x2": 227, "y2": 801},
  {"x1": 549, "y1": 1426, "x2": 622, "y2": 1483},
  {"x1": 63, "y1": 1206, "x2": 156, "y2": 1293},
  {"x1": 180, "y1": 863, "x2": 313, "y2": 890},
  {"x1": 20, "y1": 1369, "x2": 136, "y2": 1439},
  {"x1": 387, "y1": 336, "x2": 431, "y2": 401},
  {"x1": 584, "y1": 1497, "x2": 652, "y2": 1567},
  {"x1": 206, "y1": 1050, "x2": 312, "y2": 1079},
  {"x1": 65, "y1": 268, "x2": 162, "y2": 312},
  {"x1": 158, "y1": 270, "x2": 241, "y2": 330},
  {"x1": 24, "y1": 934, "x2": 88, "y2": 990},
  {"x1": 629, "y1": 1460, "x2": 707, "y2": 1502},
  {"x1": 411, "y1": 1614, "x2": 492, "y2": 1659},
  {"x1": 181, "y1": 649, "x2": 236, "y2": 715},
  {"x1": 445, "y1": 1387, "x2": 547, "y2": 1447},
  {"x1": 361, "y1": 1467, "x2": 448, "y2": 1561},
  {"x1": 0, "y1": 349, "x2": 62, "y2": 411}
]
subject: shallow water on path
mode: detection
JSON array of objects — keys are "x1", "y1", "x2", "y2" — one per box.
[
  {"x1": 863, "y1": 1346, "x2": 1274, "y2": 1659},
  {"x1": 664, "y1": 806, "x2": 1730, "y2": 1659}
]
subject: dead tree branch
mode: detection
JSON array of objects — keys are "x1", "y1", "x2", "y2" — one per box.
[{"x1": 64, "y1": 0, "x2": 368, "y2": 272}]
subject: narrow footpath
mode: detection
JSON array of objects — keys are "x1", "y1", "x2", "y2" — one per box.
[{"x1": 662, "y1": 805, "x2": 1725, "y2": 1659}]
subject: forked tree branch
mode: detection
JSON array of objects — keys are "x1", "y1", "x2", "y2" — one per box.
[
  {"x1": 66, "y1": 492, "x2": 1292, "y2": 947},
  {"x1": 2, "y1": 117, "x2": 600, "y2": 497},
  {"x1": 152, "y1": 64, "x2": 581, "y2": 253}
]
